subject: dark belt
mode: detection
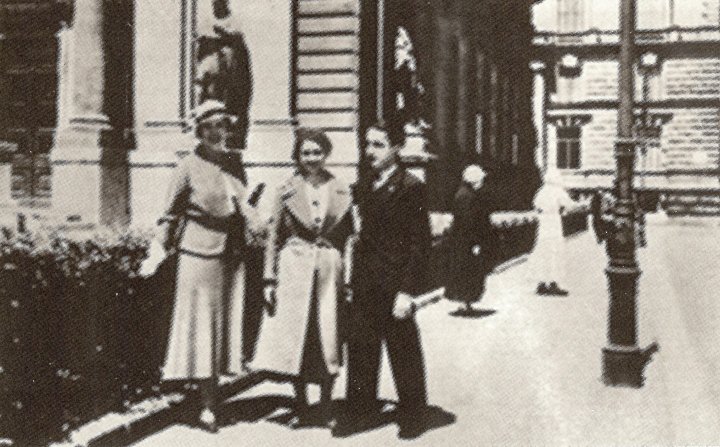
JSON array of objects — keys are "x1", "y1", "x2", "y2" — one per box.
[
  {"x1": 292, "y1": 225, "x2": 336, "y2": 250},
  {"x1": 184, "y1": 203, "x2": 234, "y2": 233}
]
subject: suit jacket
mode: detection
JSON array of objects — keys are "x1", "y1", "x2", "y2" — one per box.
[
  {"x1": 263, "y1": 172, "x2": 354, "y2": 282},
  {"x1": 160, "y1": 148, "x2": 248, "y2": 258},
  {"x1": 352, "y1": 168, "x2": 432, "y2": 315}
]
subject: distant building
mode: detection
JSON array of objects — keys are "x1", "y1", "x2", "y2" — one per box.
[
  {"x1": 0, "y1": 0, "x2": 539, "y2": 227},
  {"x1": 532, "y1": 0, "x2": 720, "y2": 214}
]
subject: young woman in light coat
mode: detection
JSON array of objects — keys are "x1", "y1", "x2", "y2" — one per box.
[{"x1": 252, "y1": 128, "x2": 354, "y2": 429}]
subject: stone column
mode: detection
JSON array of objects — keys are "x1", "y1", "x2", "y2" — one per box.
[
  {"x1": 130, "y1": 0, "x2": 195, "y2": 227},
  {"x1": 531, "y1": 61, "x2": 548, "y2": 173},
  {"x1": 51, "y1": 0, "x2": 131, "y2": 228}
]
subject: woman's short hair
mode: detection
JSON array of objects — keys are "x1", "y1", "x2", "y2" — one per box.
[{"x1": 292, "y1": 128, "x2": 333, "y2": 162}]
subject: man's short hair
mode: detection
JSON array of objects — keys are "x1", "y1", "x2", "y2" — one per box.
[{"x1": 367, "y1": 120, "x2": 405, "y2": 148}]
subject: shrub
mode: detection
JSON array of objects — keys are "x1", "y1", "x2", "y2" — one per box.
[{"x1": 0, "y1": 227, "x2": 153, "y2": 444}]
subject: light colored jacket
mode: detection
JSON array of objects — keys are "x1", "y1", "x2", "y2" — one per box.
[{"x1": 161, "y1": 152, "x2": 248, "y2": 257}]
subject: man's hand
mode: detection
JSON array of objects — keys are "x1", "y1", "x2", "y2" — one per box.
[
  {"x1": 344, "y1": 285, "x2": 353, "y2": 304},
  {"x1": 263, "y1": 285, "x2": 277, "y2": 317},
  {"x1": 471, "y1": 245, "x2": 481, "y2": 256},
  {"x1": 392, "y1": 292, "x2": 415, "y2": 320}
]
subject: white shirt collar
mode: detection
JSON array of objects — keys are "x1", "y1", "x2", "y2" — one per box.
[{"x1": 373, "y1": 165, "x2": 398, "y2": 191}]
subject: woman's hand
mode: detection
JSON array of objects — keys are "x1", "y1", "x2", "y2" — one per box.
[
  {"x1": 139, "y1": 239, "x2": 167, "y2": 278},
  {"x1": 263, "y1": 285, "x2": 277, "y2": 317}
]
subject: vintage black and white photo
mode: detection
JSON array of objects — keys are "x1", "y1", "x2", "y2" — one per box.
[{"x1": 1, "y1": 0, "x2": 719, "y2": 445}]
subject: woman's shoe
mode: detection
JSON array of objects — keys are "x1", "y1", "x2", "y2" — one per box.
[{"x1": 198, "y1": 408, "x2": 219, "y2": 433}]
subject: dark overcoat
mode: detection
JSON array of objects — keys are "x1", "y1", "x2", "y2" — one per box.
[
  {"x1": 352, "y1": 169, "x2": 432, "y2": 319},
  {"x1": 445, "y1": 183, "x2": 497, "y2": 303}
]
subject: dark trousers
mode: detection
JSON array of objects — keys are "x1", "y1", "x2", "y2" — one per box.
[{"x1": 346, "y1": 302, "x2": 428, "y2": 417}]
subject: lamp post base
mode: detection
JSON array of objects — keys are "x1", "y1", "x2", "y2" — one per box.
[{"x1": 602, "y1": 343, "x2": 659, "y2": 388}]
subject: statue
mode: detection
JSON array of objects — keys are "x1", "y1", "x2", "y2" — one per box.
[
  {"x1": 391, "y1": 26, "x2": 427, "y2": 133},
  {"x1": 195, "y1": 0, "x2": 253, "y2": 150}
]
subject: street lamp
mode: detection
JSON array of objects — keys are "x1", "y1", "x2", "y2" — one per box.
[
  {"x1": 637, "y1": 52, "x2": 659, "y2": 190},
  {"x1": 602, "y1": 0, "x2": 658, "y2": 388}
]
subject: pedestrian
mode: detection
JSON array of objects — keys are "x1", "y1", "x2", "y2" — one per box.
[
  {"x1": 532, "y1": 170, "x2": 575, "y2": 296},
  {"x1": 252, "y1": 128, "x2": 355, "y2": 430},
  {"x1": 333, "y1": 123, "x2": 433, "y2": 440},
  {"x1": 445, "y1": 165, "x2": 497, "y2": 315},
  {"x1": 141, "y1": 99, "x2": 252, "y2": 433}
]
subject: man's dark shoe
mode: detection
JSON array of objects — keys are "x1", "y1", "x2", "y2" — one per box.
[
  {"x1": 546, "y1": 282, "x2": 569, "y2": 296},
  {"x1": 331, "y1": 408, "x2": 383, "y2": 438},
  {"x1": 536, "y1": 282, "x2": 549, "y2": 295},
  {"x1": 397, "y1": 414, "x2": 427, "y2": 440}
]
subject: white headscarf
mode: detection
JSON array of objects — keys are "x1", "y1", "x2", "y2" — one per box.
[{"x1": 463, "y1": 165, "x2": 486, "y2": 184}]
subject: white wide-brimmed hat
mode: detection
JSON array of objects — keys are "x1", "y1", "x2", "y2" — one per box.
[
  {"x1": 463, "y1": 164, "x2": 486, "y2": 184},
  {"x1": 192, "y1": 99, "x2": 237, "y2": 125}
]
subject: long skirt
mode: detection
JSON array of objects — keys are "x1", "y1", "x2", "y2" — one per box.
[
  {"x1": 533, "y1": 213, "x2": 565, "y2": 282},
  {"x1": 162, "y1": 253, "x2": 246, "y2": 381}
]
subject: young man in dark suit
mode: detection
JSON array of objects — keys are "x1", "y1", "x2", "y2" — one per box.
[{"x1": 334, "y1": 123, "x2": 433, "y2": 439}]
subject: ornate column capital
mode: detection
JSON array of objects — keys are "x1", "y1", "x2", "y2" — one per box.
[{"x1": 548, "y1": 113, "x2": 592, "y2": 128}]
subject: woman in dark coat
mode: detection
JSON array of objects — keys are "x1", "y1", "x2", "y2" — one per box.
[{"x1": 445, "y1": 165, "x2": 496, "y2": 315}]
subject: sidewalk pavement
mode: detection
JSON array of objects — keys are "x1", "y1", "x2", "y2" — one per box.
[{"x1": 68, "y1": 219, "x2": 720, "y2": 446}]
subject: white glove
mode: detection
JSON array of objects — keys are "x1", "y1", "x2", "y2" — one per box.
[
  {"x1": 392, "y1": 292, "x2": 415, "y2": 320},
  {"x1": 139, "y1": 239, "x2": 167, "y2": 278}
]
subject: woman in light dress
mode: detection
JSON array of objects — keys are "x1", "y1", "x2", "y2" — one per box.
[{"x1": 146, "y1": 100, "x2": 252, "y2": 432}]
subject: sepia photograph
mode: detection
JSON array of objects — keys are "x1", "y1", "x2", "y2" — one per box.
[{"x1": 0, "y1": 0, "x2": 719, "y2": 445}]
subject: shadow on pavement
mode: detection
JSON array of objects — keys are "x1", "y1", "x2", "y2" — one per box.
[
  {"x1": 449, "y1": 308, "x2": 497, "y2": 319},
  {"x1": 215, "y1": 397, "x2": 456, "y2": 438},
  {"x1": 218, "y1": 394, "x2": 295, "y2": 426}
]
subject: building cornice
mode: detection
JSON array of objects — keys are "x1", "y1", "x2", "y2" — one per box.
[
  {"x1": 548, "y1": 99, "x2": 720, "y2": 110},
  {"x1": 534, "y1": 26, "x2": 720, "y2": 47}
]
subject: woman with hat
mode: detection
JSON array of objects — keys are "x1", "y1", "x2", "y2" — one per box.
[
  {"x1": 445, "y1": 165, "x2": 497, "y2": 315},
  {"x1": 144, "y1": 99, "x2": 251, "y2": 432},
  {"x1": 252, "y1": 128, "x2": 354, "y2": 429}
]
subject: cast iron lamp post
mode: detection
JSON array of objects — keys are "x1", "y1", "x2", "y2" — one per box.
[{"x1": 602, "y1": 0, "x2": 658, "y2": 388}]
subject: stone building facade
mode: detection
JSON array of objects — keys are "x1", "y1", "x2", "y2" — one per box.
[
  {"x1": 0, "y1": 0, "x2": 539, "y2": 227},
  {"x1": 532, "y1": 0, "x2": 720, "y2": 213}
]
